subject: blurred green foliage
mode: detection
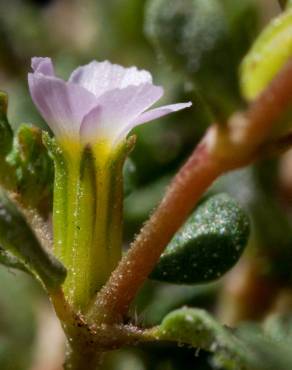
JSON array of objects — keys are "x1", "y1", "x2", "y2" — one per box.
[
  {"x1": 145, "y1": 0, "x2": 259, "y2": 120},
  {"x1": 0, "y1": 266, "x2": 38, "y2": 370}
]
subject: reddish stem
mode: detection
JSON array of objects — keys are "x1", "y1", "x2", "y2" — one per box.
[{"x1": 239, "y1": 59, "x2": 292, "y2": 147}]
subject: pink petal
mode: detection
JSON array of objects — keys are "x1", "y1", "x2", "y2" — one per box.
[
  {"x1": 80, "y1": 83, "x2": 163, "y2": 145},
  {"x1": 69, "y1": 60, "x2": 153, "y2": 97},
  {"x1": 116, "y1": 102, "x2": 192, "y2": 143},
  {"x1": 131, "y1": 102, "x2": 192, "y2": 126},
  {"x1": 28, "y1": 73, "x2": 98, "y2": 141},
  {"x1": 31, "y1": 57, "x2": 55, "y2": 76}
]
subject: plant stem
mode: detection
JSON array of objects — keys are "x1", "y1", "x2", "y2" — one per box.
[{"x1": 244, "y1": 59, "x2": 292, "y2": 147}]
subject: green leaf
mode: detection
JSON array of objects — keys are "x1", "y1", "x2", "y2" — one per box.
[
  {"x1": 145, "y1": 0, "x2": 259, "y2": 119},
  {"x1": 150, "y1": 194, "x2": 250, "y2": 284},
  {"x1": 143, "y1": 309, "x2": 292, "y2": 370},
  {"x1": 146, "y1": 307, "x2": 247, "y2": 368},
  {"x1": 156, "y1": 308, "x2": 233, "y2": 348},
  {"x1": 0, "y1": 189, "x2": 66, "y2": 290},
  {"x1": 240, "y1": 6, "x2": 292, "y2": 100}
]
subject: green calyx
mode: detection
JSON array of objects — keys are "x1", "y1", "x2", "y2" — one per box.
[{"x1": 44, "y1": 133, "x2": 133, "y2": 312}]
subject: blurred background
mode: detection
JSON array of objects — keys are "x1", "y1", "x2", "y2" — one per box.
[{"x1": 1, "y1": 0, "x2": 291, "y2": 369}]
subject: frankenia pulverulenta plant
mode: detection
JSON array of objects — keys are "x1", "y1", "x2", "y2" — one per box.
[
  {"x1": 3, "y1": 19, "x2": 292, "y2": 366},
  {"x1": 19, "y1": 56, "x2": 250, "y2": 369}
]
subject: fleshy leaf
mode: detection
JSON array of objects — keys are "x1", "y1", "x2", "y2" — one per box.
[
  {"x1": 144, "y1": 308, "x2": 292, "y2": 370},
  {"x1": 147, "y1": 308, "x2": 246, "y2": 364},
  {"x1": 150, "y1": 194, "x2": 250, "y2": 284},
  {"x1": 240, "y1": 6, "x2": 292, "y2": 100},
  {"x1": 0, "y1": 189, "x2": 66, "y2": 289}
]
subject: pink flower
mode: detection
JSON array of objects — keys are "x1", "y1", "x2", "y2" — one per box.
[{"x1": 28, "y1": 57, "x2": 191, "y2": 147}]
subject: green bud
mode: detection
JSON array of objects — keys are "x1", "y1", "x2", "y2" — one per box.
[
  {"x1": 150, "y1": 194, "x2": 250, "y2": 284},
  {"x1": 148, "y1": 307, "x2": 267, "y2": 369}
]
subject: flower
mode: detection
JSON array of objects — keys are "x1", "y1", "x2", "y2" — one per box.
[{"x1": 28, "y1": 57, "x2": 191, "y2": 148}]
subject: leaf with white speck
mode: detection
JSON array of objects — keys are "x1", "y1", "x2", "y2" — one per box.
[{"x1": 150, "y1": 193, "x2": 250, "y2": 284}]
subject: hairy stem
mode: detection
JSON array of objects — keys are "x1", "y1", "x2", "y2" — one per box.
[{"x1": 244, "y1": 59, "x2": 292, "y2": 146}]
